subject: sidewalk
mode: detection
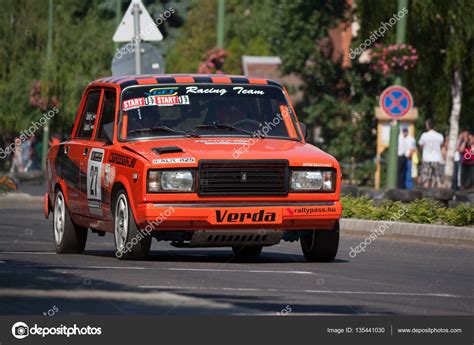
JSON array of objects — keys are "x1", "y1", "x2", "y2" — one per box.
[{"x1": 340, "y1": 218, "x2": 474, "y2": 243}]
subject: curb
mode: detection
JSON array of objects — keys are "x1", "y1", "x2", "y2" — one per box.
[
  {"x1": 340, "y1": 218, "x2": 474, "y2": 242},
  {"x1": 0, "y1": 193, "x2": 43, "y2": 208}
]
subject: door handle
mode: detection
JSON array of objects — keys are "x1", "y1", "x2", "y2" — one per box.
[
  {"x1": 83, "y1": 148, "x2": 89, "y2": 156},
  {"x1": 64, "y1": 146, "x2": 69, "y2": 154}
]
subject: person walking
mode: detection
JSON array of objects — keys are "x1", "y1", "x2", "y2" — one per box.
[
  {"x1": 459, "y1": 131, "x2": 473, "y2": 190},
  {"x1": 418, "y1": 119, "x2": 444, "y2": 188},
  {"x1": 397, "y1": 126, "x2": 416, "y2": 189},
  {"x1": 452, "y1": 131, "x2": 468, "y2": 190},
  {"x1": 404, "y1": 128, "x2": 416, "y2": 189}
]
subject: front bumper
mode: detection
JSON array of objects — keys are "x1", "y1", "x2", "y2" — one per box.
[{"x1": 136, "y1": 201, "x2": 342, "y2": 231}]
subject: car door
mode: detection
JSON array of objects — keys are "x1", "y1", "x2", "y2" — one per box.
[
  {"x1": 61, "y1": 89, "x2": 101, "y2": 214},
  {"x1": 82, "y1": 88, "x2": 117, "y2": 220},
  {"x1": 68, "y1": 89, "x2": 103, "y2": 216}
]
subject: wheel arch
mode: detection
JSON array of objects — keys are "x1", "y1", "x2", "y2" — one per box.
[{"x1": 110, "y1": 177, "x2": 140, "y2": 224}]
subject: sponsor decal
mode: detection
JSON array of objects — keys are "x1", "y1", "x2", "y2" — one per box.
[
  {"x1": 144, "y1": 87, "x2": 178, "y2": 97},
  {"x1": 122, "y1": 97, "x2": 145, "y2": 111},
  {"x1": 104, "y1": 163, "x2": 115, "y2": 188},
  {"x1": 216, "y1": 209, "x2": 277, "y2": 223},
  {"x1": 152, "y1": 157, "x2": 196, "y2": 164},
  {"x1": 185, "y1": 86, "x2": 265, "y2": 96},
  {"x1": 185, "y1": 86, "x2": 227, "y2": 96},
  {"x1": 195, "y1": 139, "x2": 249, "y2": 145},
  {"x1": 108, "y1": 152, "x2": 137, "y2": 168},
  {"x1": 145, "y1": 95, "x2": 190, "y2": 107},
  {"x1": 302, "y1": 162, "x2": 333, "y2": 167},
  {"x1": 233, "y1": 86, "x2": 265, "y2": 95},
  {"x1": 83, "y1": 112, "x2": 96, "y2": 132},
  {"x1": 208, "y1": 208, "x2": 282, "y2": 225},
  {"x1": 90, "y1": 151, "x2": 103, "y2": 162},
  {"x1": 289, "y1": 207, "x2": 337, "y2": 215},
  {"x1": 122, "y1": 95, "x2": 190, "y2": 110}
]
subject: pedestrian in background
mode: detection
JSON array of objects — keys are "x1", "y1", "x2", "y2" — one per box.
[
  {"x1": 459, "y1": 131, "x2": 473, "y2": 190},
  {"x1": 404, "y1": 128, "x2": 416, "y2": 189},
  {"x1": 397, "y1": 126, "x2": 416, "y2": 189},
  {"x1": 452, "y1": 131, "x2": 468, "y2": 190},
  {"x1": 418, "y1": 119, "x2": 444, "y2": 188}
]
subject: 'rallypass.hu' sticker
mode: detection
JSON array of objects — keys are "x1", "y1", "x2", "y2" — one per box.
[{"x1": 122, "y1": 95, "x2": 190, "y2": 111}]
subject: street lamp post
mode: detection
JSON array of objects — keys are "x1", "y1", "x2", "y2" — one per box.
[{"x1": 41, "y1": 0, "x2": 53, "y2": 172}]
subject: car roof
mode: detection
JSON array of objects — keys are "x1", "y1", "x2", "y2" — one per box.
[{"x1": 91, "y1": 74, "x2": 283, "y2": 90}]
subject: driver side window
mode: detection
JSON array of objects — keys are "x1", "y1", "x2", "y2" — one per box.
[{"x1": 96, "y1": 90, "x2": 117, "y2": 140}]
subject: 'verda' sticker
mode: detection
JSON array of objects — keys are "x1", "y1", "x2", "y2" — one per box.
[{"x1": 152, "y1": 157, "x2": 196, "y2": 164}]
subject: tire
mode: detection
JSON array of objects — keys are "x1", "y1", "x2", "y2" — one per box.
[
  {"x1": 232, "y1": 245, "x2": 263, "y2": 258},
  {"x1": 53, "y1": 190, "x2": 87, "y2": 254},
  {"x1": 113, "y1": 190, "x2": 151, "y2": 260},
  {"x1": 300, "y1": 221, "x2": 339, "y2": 262}
]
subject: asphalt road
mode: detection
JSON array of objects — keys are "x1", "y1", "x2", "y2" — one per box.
[{"x1": 0, "y1": 203, "x2": 473, "y2": 316}]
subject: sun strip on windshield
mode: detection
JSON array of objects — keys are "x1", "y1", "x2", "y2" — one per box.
[
  {"x1": 121, "y1": 114, "x2": 128, "y2": 139},
  {"x1": 279, "y1": 105, "x2": 297, "y2": 139}
]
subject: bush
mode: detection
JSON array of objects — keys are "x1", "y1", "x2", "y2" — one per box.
[{"x1": 341, "y1": 196, "x2": 474, "y2": 227}]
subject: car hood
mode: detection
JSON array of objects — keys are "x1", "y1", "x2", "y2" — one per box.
[{"x1": 121, "y1": 137, "x2": 339, "y2": 168}]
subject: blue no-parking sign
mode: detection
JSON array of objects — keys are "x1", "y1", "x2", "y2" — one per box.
[{"x1": 379, "y1": 86, "x2": 413, "y2": 118}]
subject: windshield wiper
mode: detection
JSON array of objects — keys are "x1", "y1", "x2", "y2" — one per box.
[
  {"x1": 129, "y1": 126, "x2": 201, "y2": 138},
  {"x1": 194, "y1": 123, "x2": 256, "y2": 137}
]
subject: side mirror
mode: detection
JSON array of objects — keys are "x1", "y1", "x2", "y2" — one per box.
[
  {"x1": 299, "y1": 122, "x2": 308, "y2": 140},
  {"x1": 103, "y1": 123, "x2": 114, "y2": 144}
]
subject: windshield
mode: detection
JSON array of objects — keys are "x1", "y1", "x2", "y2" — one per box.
[{"x1": 119, "y1": 84, "x2": 301, "y2": 141}]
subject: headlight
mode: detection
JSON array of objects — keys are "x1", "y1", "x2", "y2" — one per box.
[
  {"x1": 291, "y1": 170, "x2": 335, "y2": 192},
  {"x1": 148, "y1": 170, "x2": 194, "y2": 192}
]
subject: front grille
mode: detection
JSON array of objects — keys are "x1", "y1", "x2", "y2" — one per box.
[{"x1": 198, "y1": 160, "x2": 289, "y2": 196}]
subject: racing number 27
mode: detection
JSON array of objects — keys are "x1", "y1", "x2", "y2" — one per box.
[{"x1": 89, "y1": 165, "x2": 99, "y2": 197}]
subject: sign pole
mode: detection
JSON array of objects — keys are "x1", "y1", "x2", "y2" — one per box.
[
  {"x1": 385, "y1": 0, "x2": 408, "y2": 189},
  {"x1": 216, "y1": 0, "x2": 225, "y2": 48},
  {"x1": 132, "y1": 3, "x2": 141, "y2": 75}
]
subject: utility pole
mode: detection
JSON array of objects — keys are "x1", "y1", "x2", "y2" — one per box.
[
  {"x1": 386, "y1": 0, "x2": 408, "y2": 189},
  {"x1": 216, "y1": 0, "x2": 225, "y2": 48},
  {"x1": 115, "y1": 0, "x2": 121, "y2": 50},
  {"x1": 41, "y1": 0, "x2": 53, "y2": 172},
  {"x1": 132, "y1": 3, "x2": 142, "y2": 74}
]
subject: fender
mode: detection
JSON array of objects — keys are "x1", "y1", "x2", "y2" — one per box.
[{"x1": 112, "y1": 175, "x2": 141, "y2": 225}]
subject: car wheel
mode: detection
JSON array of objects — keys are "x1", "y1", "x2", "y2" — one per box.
[
  {"x1": 113, "y1": 190, "x2": 151, "y2": 260},
  {"x1": 300, "y1": 221, "x2": 339, "y2": 262},
  {"x1": 53, "y1": 190, "x2": 87, "y2": 254},
  {"x1": 232, "y1": 245, "x2": 263, "y2": 257}
]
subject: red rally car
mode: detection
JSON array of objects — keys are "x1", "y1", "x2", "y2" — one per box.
[{"x1": 44, "y1": 74, "x2": 342, "y2": 261}]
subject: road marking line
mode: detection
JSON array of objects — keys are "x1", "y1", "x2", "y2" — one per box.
[
  {"x1": 0, "y1": 251, "x2": 56, "y2": 255},
  {"x1": 139, "y1": 285, "x2": 471, "y2": 299},
  {"x1": 163, "y1": 268, "x2": 314, "y2": 275},
  {"x1": 0, "y1": 225, "x2": 16, "y2": 229},
  {"x1": 0, "y1": 263, "x2": 315, "y2": 275},
  {"x1": 0, "y1": 288, "x2": 243, "y2": 310}
]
